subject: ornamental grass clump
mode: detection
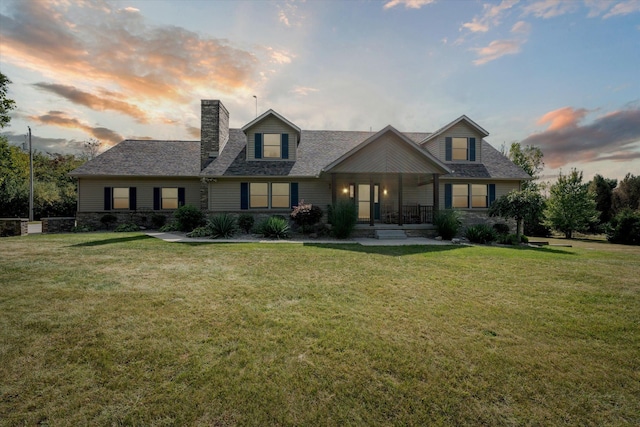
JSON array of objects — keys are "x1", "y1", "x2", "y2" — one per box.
[
  {"x1": 209, "y1": 213, "x2": 237, "y2": 239},
  {"x1": 256, "y1": 216, "x2": 290, "y2": 239},
  {"x1": 329, "y1": 200, "x2": 357, "y2": 239},
  {"x1": 290, "y1": 200, "x2": 323, "y2": 233},
  {"x1": 433, "y1": 209, "x2": 461, "y2": 240},
  {"x1": 464, "y1": 224, "x2": 497, "y2": 244}
]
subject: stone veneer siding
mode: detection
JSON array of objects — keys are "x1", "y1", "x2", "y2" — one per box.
[
  {"x1": 76, "y1": 211, "x2": 177, "y2": 230},
  {"x1": 42, "y1": 217, "x2": 76, "y2": 233},
  {"x1": 0, "y1": 218, "x2": 28, "y2": 237},
  {"x1": 200, "y1": 100, "x2": 229, "y2": 211}
]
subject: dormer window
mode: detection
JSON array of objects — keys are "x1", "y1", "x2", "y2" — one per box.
[
  {"x1": 452, "y1": 138, "x2": 468, "y2": 161},
  {"x1": 263, "y1": 134, "x2": 281, "y2": 158},
  {"x1": 445, "y1": 137, "x2": 476, "y2": 162},
  {"x1": 254, "y1": 133, "x2": 289, "y2": 160}
]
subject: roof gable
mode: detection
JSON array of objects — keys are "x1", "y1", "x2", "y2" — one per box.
[
  {"x1": 324, "y1": 126, "x2": 451, "y2": 174},
  {"x1": 420, "y1": 115, "x2": 489, "y2": 145},
  {"x1": 241, "y1": 109, "x2": 301, "y2": 134}
]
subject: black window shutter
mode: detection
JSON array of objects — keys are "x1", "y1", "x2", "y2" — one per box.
[
  {"x1": 240, "y1": 183, "x2": 249, "y2": 209},
  {"x1": 488, "y1": 184, "x2": 496, "y2": 206},
  {"x1": 178, "y1": 187, "x2": 186, "y2": 207},
  {"x1": 153, "y1": 187, "x2": 160, "y2": 210},
  {"x1": 290, "y1": 182, "x2": 298, "y2": 208},
  {"x1": 129, "y1": 187, "x2": 137, "y2": 210},
  {"x1": 104, "y1": 187, "x2": 112, "y2": 211},
  {"x1": 282, "y1": 134, "x2": 289, "y2": 159},
  {"x1": 445, "y1": 137, "x2": 452, "y2": 161},
  {"x1": 255, "y1": 133, "x2": 263, "y2": 159},
  {"x1": 444, "y1": 183, "x2": 452, "y2": 209},
  {"x1": 469, "y1": 138, "x2": 476, "y2": 161}
]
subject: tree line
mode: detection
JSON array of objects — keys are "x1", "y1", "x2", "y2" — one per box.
[
  {"x1": 492, "y1": 142, "x2": 640, "y2": 245},
  {"x1": 0, "y1": 72, "x2": 90, "y2": 219}
]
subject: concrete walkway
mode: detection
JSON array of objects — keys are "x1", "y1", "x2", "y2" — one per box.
[{"x1": 146, "y1": 232, "x2": 452, "y2": 246}]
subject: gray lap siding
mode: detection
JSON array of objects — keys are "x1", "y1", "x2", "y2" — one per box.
[{"x1": 77, "y1": 177, "x2": 200, "y2": 212}]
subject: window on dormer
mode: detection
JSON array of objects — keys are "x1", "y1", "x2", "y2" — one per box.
[
  {"x1": 263, "y1": 134, "x2": 281, "y2": 158},
  {"x1": 452, "y1": 138, "x2": 468, "y2": 161},
  {"x1": 445, "y1": 137, "x2": 476, "y2": 161}
]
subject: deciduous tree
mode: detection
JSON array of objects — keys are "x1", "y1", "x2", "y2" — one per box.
[
  {"x1": 545, "y1": 169, "x2": 598, "y2": 239},
  {"x1": 488, "y1": 187, "x2": 545, "y2": 239}
]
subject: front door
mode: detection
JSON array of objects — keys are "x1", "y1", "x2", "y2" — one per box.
[{"x1": 357, "y1": 183, "x2": 380, "y2": 223}]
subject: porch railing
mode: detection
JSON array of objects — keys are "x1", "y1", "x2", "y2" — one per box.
[{"x1": 382, "y1": 204, "x2": 433, "y2": 224}]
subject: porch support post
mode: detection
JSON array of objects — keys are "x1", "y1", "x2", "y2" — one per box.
[
  {"x1": 433, "y1": 173, "x2": 440, "y2": 215},
  {"x1": 369, "y1": 176, "x2": 375, "y2": 226},
  {"x1": 398, "y1": 173, "x2": 403, "y2": 226},
  {"x1": 331, "y1": 173, "x2": 337, "y2": 205}
]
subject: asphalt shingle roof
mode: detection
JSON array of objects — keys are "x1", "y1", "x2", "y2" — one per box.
[
  {"x1": 72, "y1": 131, "x2": 530, "y2": 181},
  {"x1": 70, "y1": 140, "x2": 201, "y2": 177}
]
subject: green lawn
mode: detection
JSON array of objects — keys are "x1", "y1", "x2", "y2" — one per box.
[{"x1": 1, "y1": 233, "x2": 638, "y2": 426}]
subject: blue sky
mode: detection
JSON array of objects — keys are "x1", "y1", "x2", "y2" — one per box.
[{"x1": 1, "y1": 0, "x2": 639, "y2": 181}]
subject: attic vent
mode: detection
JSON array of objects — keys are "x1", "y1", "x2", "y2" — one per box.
[{"x1": 209, "y1": 151, "x2": 219, "y2": 158}]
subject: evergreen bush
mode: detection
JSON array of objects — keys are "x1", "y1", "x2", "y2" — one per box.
[
  {"x1": 607, "y1": 209, "x2": 640, "y2": 245},
  {"x1": 173, "y1": 204, "x2": 206, "y2": 232},
  {"x1": 238, "y1": 213, "x2": 255, "y2": 234}
]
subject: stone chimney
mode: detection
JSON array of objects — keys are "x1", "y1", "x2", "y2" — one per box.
[{"x1": 200, "y1": 100, "x2": 229, "y2": 170}]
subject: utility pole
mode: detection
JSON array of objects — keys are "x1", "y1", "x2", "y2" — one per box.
[
  {"x1": 253, "y1": 95, "x2": 257, "y2": 118},
  {"x1": 28, "y1": 126, "x2": 34, "y2": 221}
]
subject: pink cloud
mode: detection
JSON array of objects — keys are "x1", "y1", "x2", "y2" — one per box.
[
  {"x1": 522, "y1": 107, "x2": 640, "y2": 169},
  {"x1": 537, "y1": 107, "x2": 590, "y2": 131},
  {"x1": 383, "y1": 0, "x2": 436, "y2": 10}
]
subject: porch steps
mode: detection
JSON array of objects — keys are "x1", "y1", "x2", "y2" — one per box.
[{"x1": 375, "y1": 229, "x2": 408, "y2": 240}]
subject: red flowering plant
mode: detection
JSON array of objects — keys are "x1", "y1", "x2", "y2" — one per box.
[{"x1": 290, "y1": 200, "x2": 323, "y2": 234}]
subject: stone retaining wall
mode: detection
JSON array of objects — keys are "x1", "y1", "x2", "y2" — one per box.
[
  {"x1": 0, "y1": 218, "x2": 28, "y2": 237},
  {"x1": 42, "y1": 217, "x2": 76, "y2": 233}
]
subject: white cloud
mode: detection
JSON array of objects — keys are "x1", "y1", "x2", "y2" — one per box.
[
  {"x1": 292, "y1": 86, "x2": 319, "y2": 96},
  {"x1": 603, "y1": 0, "x2": 640, "y2": 18},
  {"x1": 472, "y1": 39, "x2": 523, "y2": 65},
  {"x1": 267, "y1": 47, "x2": 294, "y2": 64},
  {"x1": 522, "y1": 0, "x2": 578, "y2": 18},
  {"x1": 511, "y1": 20, "x2": 532, "y2": 35},
  {"x1": 383, "y1": 0, "x2": 436, "y2": 10},
  {"x1": 461, "y1": 0, "x2": 519, "y2": 33}
]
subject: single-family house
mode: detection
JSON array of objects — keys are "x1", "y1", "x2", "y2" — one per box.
[{"x1": 70, "y1": 100, "x2": 531, "y2": 234}]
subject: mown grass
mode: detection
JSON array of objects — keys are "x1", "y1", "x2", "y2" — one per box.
[{"x1": 1, "y1": 233, "x2": 638, "y2": 426}]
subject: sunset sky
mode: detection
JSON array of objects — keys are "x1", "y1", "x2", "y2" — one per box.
[{"x1": 1, "y1": 0, "x2": 639, "y2": 181}]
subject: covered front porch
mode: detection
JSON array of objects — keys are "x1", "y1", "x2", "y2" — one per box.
[
  {"x1": 329, "y1": 172, "x2": 441, "y2": 226},
  {"x1": 322, "y1": 124, "x2": 451, "y2": 227}
]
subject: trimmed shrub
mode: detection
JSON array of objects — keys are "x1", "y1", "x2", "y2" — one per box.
[
  {"x1": 159, "y1": 221, "x2": 179, "y2": 232},
  {"x1": 497, "y1": 233, "x2": 523, "y2": 245},
  {"x1": 492, "y1": 223, "x2": 510, "y2": 235},
  {"x1": 187, "y1": 226, "x2": 211, "y2": 238},
  {"x1": 114, "y1": 223, "x2": 139, "y2": 232},
  {"x1": 256, "y1": 216, "x2": 290, "y2": 239},
  {"x1": 329, "y1": 200, "x2": 357, "y2": 239},
  {"x1": 291, "y1": 200, "x2": 324, "y2": 233},
  {"x1": 607, "y1": 209, "x2": 640, "y2": 245},
  {"x1": 209, "y1": 213, "x2": 237, "y2": 239},
  {"x1": 71, "y1": 225, "x2": 94, "y2": 233},
  {"x1": 465, "y1": 224, "x2": 498, "y2": 244},
  {"x1": 100, "y1": 214, "x2": 117, "y2": 230},
  {"x1": 173, "y1": 204, "x2": 206, "y2": 232},
  {"x1": 238, "y1": 213, "x2": 255, "y2": 234},
  {"x1": 433, "y1": 209, "x2": 461, "y2": 240},
  {"x1": 151, "y1": 213, "x2": 167, "y2": 229}
]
